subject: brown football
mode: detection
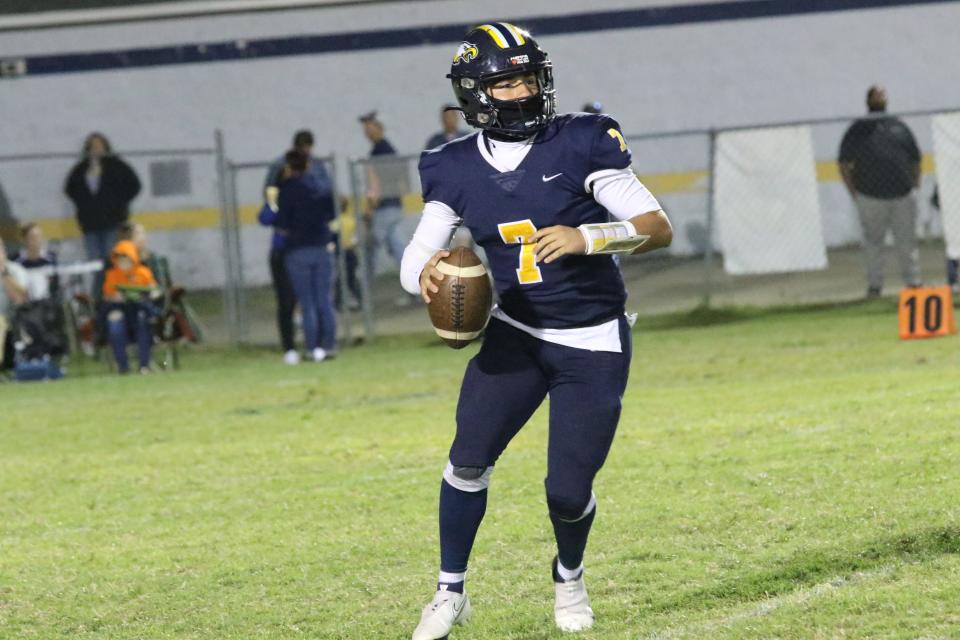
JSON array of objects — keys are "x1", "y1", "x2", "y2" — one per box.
[{"x1": 427, "y1": 246, "x2": 493, "y2": 349}]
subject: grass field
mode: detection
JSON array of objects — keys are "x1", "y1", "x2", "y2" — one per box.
[{"x1": 2, "y1": 301, "x2": 959, "y2": 639}]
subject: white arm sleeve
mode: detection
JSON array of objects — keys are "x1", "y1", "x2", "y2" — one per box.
[
  {"x1": 588, "y1": 167, "x2": 662, "y2": 221},
  {"x1": 399, "y1": 200, "x2": 462, "y2": 294}
]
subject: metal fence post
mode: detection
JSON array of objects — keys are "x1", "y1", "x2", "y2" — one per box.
[
  {"x1": 214, "y1": 129, "x2": 240, "y2": 344},
  {"x1": 228, "y1": 162, "x2": 247, "y2": 343},
  {"x1": 702, "y1": 128, "x2": 718, "y2": 308}
]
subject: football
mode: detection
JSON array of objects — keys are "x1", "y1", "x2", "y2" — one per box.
[{"x1": 427, "y1": 246, "x2": 493, "y2": 349}]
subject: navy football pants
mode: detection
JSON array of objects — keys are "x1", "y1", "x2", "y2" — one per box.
[{"x1": 450, "y1": 316, "x2": 632, "y2": 519}]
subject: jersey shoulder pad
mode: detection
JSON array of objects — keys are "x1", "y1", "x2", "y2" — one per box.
[
  {"x1": 418, "y1": 132, "x2": 477, "y2": 206},
  {"x1": 554, "y1": 113, "x2": 632, "y2": 172}
]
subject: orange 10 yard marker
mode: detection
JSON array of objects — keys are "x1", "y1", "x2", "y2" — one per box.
[{"x1": 898, "y1": 286, "x2": 957, "y2": 340}]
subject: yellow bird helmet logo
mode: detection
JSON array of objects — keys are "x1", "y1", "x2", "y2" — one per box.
[{"x1": 453, "y1": 42, "x2": 479, "y2": 65}]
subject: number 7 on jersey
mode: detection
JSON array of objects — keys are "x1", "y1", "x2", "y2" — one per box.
[{"x1": 498, "y1": 219, "x2": 543, "y2": 284}]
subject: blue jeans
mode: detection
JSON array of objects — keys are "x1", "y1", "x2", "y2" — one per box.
[
  {"x1": 366, "y1": 205, "x2": 407, "y2": 282},
  {"x1": 372, "y1": 205, "x2": 406, "y2": 267},
  {"x1": 83, "y1": 228, "x2": 119, "y2": 261},
  {"x1": 105, "y1": 302, "x2": 154, "y2": 372},
  {"x1": 284, "y1": 246, "x2": 336, "y2": 352}
]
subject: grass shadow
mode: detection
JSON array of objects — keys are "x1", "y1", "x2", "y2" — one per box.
[
  {"x1": 635, "y1": 297, "x2": 901, "y2": 332},
  {"x1": 648, "y1": 526, "x2": 960, "y2": 615}
]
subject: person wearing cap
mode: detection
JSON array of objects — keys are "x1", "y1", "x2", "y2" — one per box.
[
  {"x1": 359, "y1": 112, "x2": 414, "y2": 304},
  {"x1": 424, "y1": 105, "x2": 471, "y2": 150}
]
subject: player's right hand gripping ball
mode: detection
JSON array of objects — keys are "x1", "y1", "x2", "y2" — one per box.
[{"x1": 427, "y1": 247, "x2": 492, "y2": 349}]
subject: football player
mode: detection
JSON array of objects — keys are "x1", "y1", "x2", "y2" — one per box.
[{"x1": 400, "y1": 22, "x2": 673, "y2": 638}]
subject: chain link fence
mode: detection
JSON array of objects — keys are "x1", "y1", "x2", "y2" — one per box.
[
  {"x1": 692, "y1": 109, "x2": 956, "y2": 309},
  {"x1": 339, "y1": 108, "x2": 960, "y2": 341},
  {"x1": 3, "y1": 110, "x2": 958, "y2": 354},
  {"x1": 0, "y1": 136, "x2": 232, "y2": 348},
  {"x1": 224, "y1": 154, "x2": 369, "y2": 347},
  {"x1": 346, "y1": 153, "x2": 424, "y2": 338}
]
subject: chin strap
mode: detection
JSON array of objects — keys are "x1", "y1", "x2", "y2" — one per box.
[{"x1": 578, "y1": 220, "x2": 650, "y2": 255}]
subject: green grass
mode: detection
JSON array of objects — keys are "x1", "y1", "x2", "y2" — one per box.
[{"x1": 2, "y1": 301, "x2": 959, "y2": 639}]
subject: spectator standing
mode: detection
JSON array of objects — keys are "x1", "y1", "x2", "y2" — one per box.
[
  {"x1": 65, "y1": 132, "x2": 141, "y2": 262},
  {"x1": 264, "y1": 131, "x2": 335, "y2": 364},
  {"x1": 839, "y1": 86, "x2": 922, "y2": 297},
  {"x1": 359, "y1": 111, "x2": 415, "y2": 305},
  {"x1": 424, "y1": 105, "x2": 470, "y2": 150},
  {"x1": 929, "y1": 187, "x2": 959, "y2": 294},
  {"x1": 0, "y1": 237, "x2": 28, "y2": 372},
  {"x1": 277, "y1": 150, "x2": 337, "y2": 362},
  {"x1": 259, "y1": 184, "x2": 299, "y2": 364}
]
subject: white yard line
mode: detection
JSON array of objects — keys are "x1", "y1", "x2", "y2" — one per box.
[{"x1": 645, "y1": 564, "x2": 897, "y2": 640}]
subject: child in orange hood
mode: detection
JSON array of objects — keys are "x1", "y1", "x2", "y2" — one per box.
[
  {"x1": 103, "y1": 240, "x2": 157, "y2": 301},
  {"x1": 103, "y1": 240, "x2": 159, "y2": 373}
]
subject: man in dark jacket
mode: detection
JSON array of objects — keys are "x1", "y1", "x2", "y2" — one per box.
[
  {"x1": 64, "y1": 133, "x2": 141, "y2": 262},
  {"x1": 839, "y1": 86, "x2": 922, "y2": 297}
]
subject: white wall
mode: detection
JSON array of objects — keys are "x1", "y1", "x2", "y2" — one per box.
[{"x1": 0, "y1": 0, "x2": 958, "y2": 285}]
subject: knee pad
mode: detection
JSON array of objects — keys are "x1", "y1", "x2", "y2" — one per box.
[
  {"x1": 107, "y1": 309, "x2": 124, "y2": 322},
  {"x1": 547, "y1": 491, "x2": 596, "y2": 523},
  {"x1": 443, "y1": 461, "x2": 493, "y2": 492}
]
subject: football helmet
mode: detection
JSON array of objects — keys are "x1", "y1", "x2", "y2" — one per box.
[{"x1": 447, "y1": 22, "x2": 556, "y2": 139}]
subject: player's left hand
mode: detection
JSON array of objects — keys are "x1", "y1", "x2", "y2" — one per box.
[{"x1": 532, "y1": 225, "x2": 586, "y2": 264}]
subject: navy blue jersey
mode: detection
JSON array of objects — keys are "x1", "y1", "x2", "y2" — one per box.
[{"x1": 419, "y1": 113, "x2": 634, "y2": 329}]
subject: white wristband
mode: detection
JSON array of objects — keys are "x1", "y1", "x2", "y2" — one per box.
[{"x1": 578, "y1": 220, "x2": 649, "y2": 255}]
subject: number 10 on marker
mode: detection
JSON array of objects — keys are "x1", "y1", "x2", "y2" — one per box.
[{"x1": 898, "y1": 286, "x2": 957, "y2": 340}]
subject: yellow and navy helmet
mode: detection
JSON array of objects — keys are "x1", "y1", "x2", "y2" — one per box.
[{"x1": 447, "y1": 22, "x2": 556, "y2": 139}]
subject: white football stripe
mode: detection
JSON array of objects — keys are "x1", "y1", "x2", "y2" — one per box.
[
  {"x1": 435, "y1": 262, "x2": 487, "y2": 278},
  {"x1": 434, "y1": 327, "x2": 484, "y2": 340}
]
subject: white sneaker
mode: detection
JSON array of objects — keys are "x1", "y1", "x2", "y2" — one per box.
[
  {"x1": 283, "y1": 350, "x2": 300, "y2": 366},
  {"x1": 311, "y1": 347, "x2": 327, "y2": 362},
  {"x1": 553, "y1": 558, "x2": 594, "y2": 632},
  {"x1": 411, "y1": 589, "x2": 471, "y2": 640}
]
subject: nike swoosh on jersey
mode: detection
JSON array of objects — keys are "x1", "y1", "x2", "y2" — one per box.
[{"x1": 542, "y1": 173, "x2": 563, "y2": 182}]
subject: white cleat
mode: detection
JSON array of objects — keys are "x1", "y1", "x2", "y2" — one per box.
[
  {"x1": 553, "y1": 558, "x2": 594, "y2": 632},
  {"x1": 411, "y1": 589, "x2": 471, "y2": 640},
  {"x1": 283, "y1": 350, "x2": 300, "y2": 365},
  {"x1": 311, "y1": 347, "x2": 327, "y2": 362}
]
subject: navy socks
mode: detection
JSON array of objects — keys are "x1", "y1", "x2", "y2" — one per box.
[
  {"x1": 550, "y1": 502, "x2": 596, "y2": 578},
  {"x1": 438, "y1": 479, "x2": 487, "y2": 590}
]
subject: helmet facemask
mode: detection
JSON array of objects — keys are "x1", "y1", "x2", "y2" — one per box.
[
  {"x1": 478, "y1": 67, "x2": 555, "y2": 139},
  {"x1": 448, "y1": 26, "x2": 557, "y2": 141}
]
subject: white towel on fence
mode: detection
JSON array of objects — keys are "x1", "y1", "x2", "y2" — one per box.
[
  {"x1": 714, "y1": 126, "x2": 827, "y2": 275},
  {"x1": 932, "y1": 113, "x2": 960, "y2": 260}
]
